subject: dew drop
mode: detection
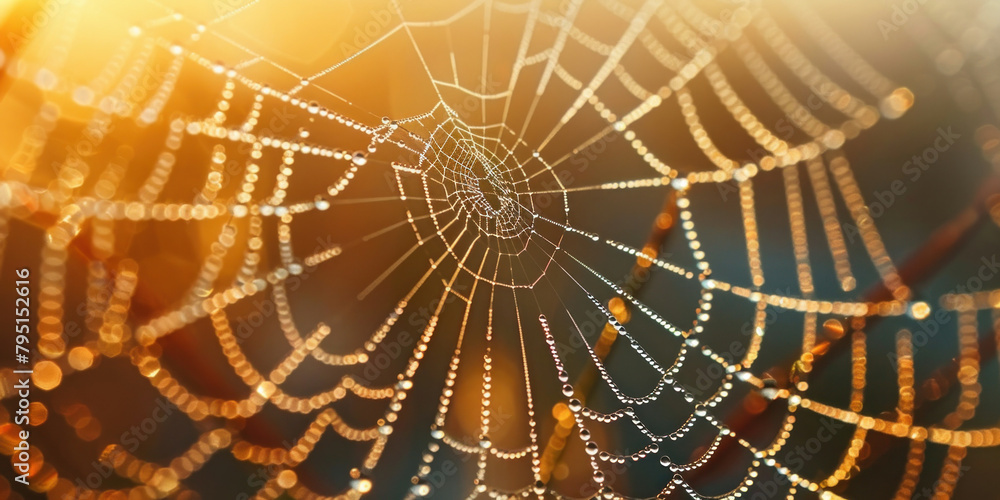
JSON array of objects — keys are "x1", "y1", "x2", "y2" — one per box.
[
  {"x1": 533, "y1": 480, "x2": 546, "y2": 495},
  {"x1": 411, "y1": 481, "x2": 431, "y2": 496},
  {"x1": 73, "y1": 86, "x2": 95, "y2": 106}
]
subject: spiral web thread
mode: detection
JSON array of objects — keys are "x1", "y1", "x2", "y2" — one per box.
[{"x1": 1, "y1": 0, "x2": 1000, "y2": 498}]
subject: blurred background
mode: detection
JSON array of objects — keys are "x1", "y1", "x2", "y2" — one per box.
[{"x1": 1, "y1": 0, "x2": 1000, "y2": 498}]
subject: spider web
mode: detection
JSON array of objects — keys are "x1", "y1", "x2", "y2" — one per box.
[{"x1": 1, "y1": 0, "x2": 1000, "y2": 499}]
